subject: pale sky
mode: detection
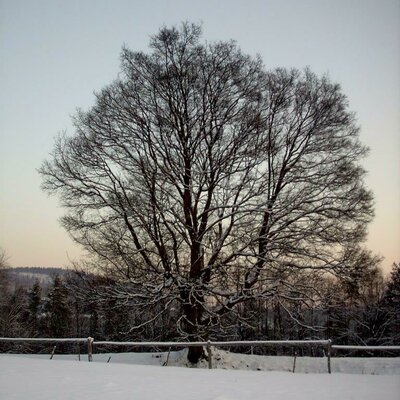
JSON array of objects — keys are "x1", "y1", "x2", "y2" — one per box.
[{"x1": 0, "y1": 0, "x2": 399, "y2": 273}]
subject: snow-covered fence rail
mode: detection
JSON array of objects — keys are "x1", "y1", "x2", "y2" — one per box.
[
  {"x1": 329, "y1": 345, "x2": 400, "y2": 366},
  {"x1": 332, "y1": 345, "x2": 400, "y2": 351},
  {"x1": 0, "y1": 337, "x2": 94, "y2": 361},
  {"x1": 92, "y1": 339, "x2": 333, "y2": 372},
  {"x1": 0, "y1": 337, "x2": 87, "y2": 343}
]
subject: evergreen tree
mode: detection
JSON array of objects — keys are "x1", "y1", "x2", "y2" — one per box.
[
  {"x1": 27, "y1": 280, "x2": 42, "y2": 336},
  {"x1": 86, "y1": 301, "x2": 100, "y2": 338},
  {"x1": 103, "y1": 298, "x2": 129, "y2": 340},
  {"x1": 383, "y1": 262, "x2": 400, "y2": 343},
  {"x1": 385, "y1": 262, "x2": 400, "y2": 307},
  {"x1": 46, "y1": 275, "x2": 71, "y2": 337}
]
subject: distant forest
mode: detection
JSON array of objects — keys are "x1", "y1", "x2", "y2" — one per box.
[
  {"x1": 5, "y1": 267, "x2": 65, "y2": 274},
  {"x1": 4, "y1": 267, "x2": 69, "y2": 290},
  {"x1": 0, "y1": 263, "x2": 399, "y2": 356}
]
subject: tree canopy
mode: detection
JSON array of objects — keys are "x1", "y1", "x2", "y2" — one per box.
[{"x1": 40, "y1": 23, "x2": 374, "y2": 362}]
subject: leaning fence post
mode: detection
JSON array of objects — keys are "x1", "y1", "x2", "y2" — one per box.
[
  {"x1": 292, "y1": 350, "x2": 297, "y2": 373},
  {"x1": 327, "y1": 339, "x2": 332, "y2": 374},
  {"x1": 50, "y1": 345, "x2": 56, "y2": 360},
  {"x1": 87, "y1": 337, "x2": 93, "y2": 362},
  {"x1": 206, "y1": 340, "x2": 213, "y2": 369}
]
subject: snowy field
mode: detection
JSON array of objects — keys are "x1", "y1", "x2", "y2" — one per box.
[
  {"x1": 1, "y1": 351, "x2": 399, "y2": 400},
  {"x1": 1, "y1": 355, "x2": 399, "y2": 400},
  {"x1": 4, "y1": 348, "x2": 400, "y2": 374}
]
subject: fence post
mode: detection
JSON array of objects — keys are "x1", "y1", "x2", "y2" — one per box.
[
  {"x1": 206, "y1": 340, "x2": 213, "y2": 369},
  {"x1": 87, "y1": 337, "x2": 93, "y2": 362},
  {"x1": 327, "y1": 339, "x2": 332, "y2": 374},
  {"x1": 50, "y1": 345, "x2": 56, "y2": 360},
  {"x1": 292, "y1": 350, "x2": 297, "y2": 373}
]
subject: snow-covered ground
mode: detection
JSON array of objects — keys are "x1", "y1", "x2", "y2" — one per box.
[
  {"x1": 6, "y1": 347, "x2": 400, "y2": 374},
  {"x1": 1, "y1": 354, "x2": 399, "y2": 400}
]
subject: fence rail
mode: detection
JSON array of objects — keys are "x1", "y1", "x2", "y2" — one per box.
[
  {"x1": 1, "y1": 337, "x2": 399, "y2": 373},
  {"x1": 0, "y1": 337, "x2": 87, "y2": 343},
  {"x1": 92, "y1": 339, "x2": 331, "y2": 347},
  {"x1": 332, "y1": 345, "x2": 400, "y2": 351}
]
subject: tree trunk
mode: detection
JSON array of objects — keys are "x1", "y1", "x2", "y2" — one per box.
[
  {"x1": 187, "y1": 345, "x2": 204, "y2": 364},
  {"x1": 183, "y1": 289, "x2": 205, "y2": 364},
  {"x1": 184, "y1": 239, "x2": 207, "y2": 364}
]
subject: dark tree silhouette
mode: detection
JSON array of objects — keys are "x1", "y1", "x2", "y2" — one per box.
[
  {"x1": 383, "y1": 262, "x2": 400, "y2": 343},
  {"x1": 40, "y1": 23, "x2": 374, "y2": 362},
  {"x1": 27, "y1": 280, "x2": 42, "y2": 336},
  {"x1": 46, "y1": 276, "x2": 71, "y2": 338}
]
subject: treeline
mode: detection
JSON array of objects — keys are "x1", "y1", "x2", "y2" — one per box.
[
  {"x1": 0, "y1": 263, "x2": 399, "y2": 355},
  {"x1": 4, "y1": 267, "x2": 65, "y2": 275},
  {"x1": 3, "y1": 267, "x2": 67, "y2": 290}
]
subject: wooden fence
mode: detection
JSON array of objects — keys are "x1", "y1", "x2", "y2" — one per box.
[{"x1": 1, "y1": 337, "x2": 399, "y2": 373}]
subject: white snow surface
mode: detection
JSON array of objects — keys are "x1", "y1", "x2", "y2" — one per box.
[
  {"x1": 5, "y1": 347, "x2": 400, "y2": 374},
  {"x1": 1, "y1": 354, "x2": 399, "y2": 400}
]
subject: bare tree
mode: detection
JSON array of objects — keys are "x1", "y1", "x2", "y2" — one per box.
[{"x1": 40, "y1": 23, "x2": 374, "y2": 362}]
